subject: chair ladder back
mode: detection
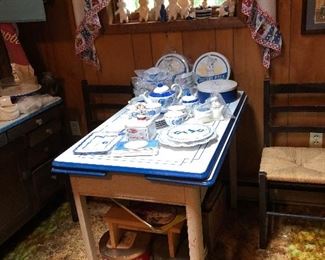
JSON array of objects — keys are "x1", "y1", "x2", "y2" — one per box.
[
  {"x1": 82, "y1": 80, "x2": 133, "y2": 132},
  {"x1": 263, "y1": 80, "x2": 325, "y2": 147}
]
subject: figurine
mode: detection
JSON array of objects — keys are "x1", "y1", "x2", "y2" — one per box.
[
  {"x1": 167, "y1": 0, "x2": 181, "y2": 21},
  {"x1": 228, "y1": 0, "x2": 236, "y2": 16},
  {"x1": 115, "y1": 0, "x2": 129, "y2": 23},
  {"x1": 154, "y1": 0, "x2": 164, "y2": 21},
  {"x1": 160, "y1": 4, "x2": 168, "y2": 22},
  {"x1": 219, "y1": 1, "x2": 229, "y2": 17},
  {"x1": 178, "y1": 0, "x2": 191, "y2": 19},
  {"x1": 201, "y1": 0, "x2": 208, "y2": 9},
  {"x1": 138, "y1": 0, "x2": 150, "y2": 22}
]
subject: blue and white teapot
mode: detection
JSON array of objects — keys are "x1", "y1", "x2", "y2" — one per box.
[{"x1": 142, "y1": 84, "x2": 183, "y2": 112}]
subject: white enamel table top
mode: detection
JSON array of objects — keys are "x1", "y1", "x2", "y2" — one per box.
[{"x1": 52, "y1": 92, "x2": 247, "y2": 186}]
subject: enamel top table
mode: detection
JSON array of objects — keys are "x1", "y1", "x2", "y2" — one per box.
[{"x1": 52, "y1": 92, "x2": 247, "y2": 260}]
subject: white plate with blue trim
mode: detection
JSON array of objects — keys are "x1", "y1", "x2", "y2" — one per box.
[
  {"x1": 166, "y1": 123, "x2": 213, "y2": 143},
  {"x1": 156, "y1": 53, "x2": 190, "y2": 80},
  {"x1": 193, "y1": 52, "x2": 231, "y2": 84}
]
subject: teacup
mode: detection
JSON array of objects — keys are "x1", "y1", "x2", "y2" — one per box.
[
  {"x1": 145, "y1": 102, "x2": 162, "y2": 117},
  {"x1": 181, "y1": 95, "x2": 199, "y2": 111},
  {"x1": 193, "y1": 104, "x2": 213, "y2": 123},
  {"x1": 164, "y1": 110, "x2": 187, "y2": 126},
  {"x1": 0, "y1": 96, "x2": 13, "y2": 107},
  {"x1": 167, "y1": 104, "x2": 187, "y2": 113}
]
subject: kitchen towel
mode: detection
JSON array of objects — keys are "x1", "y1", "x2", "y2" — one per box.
[
  {"x1": 241, "y1": 0, "x2": 282, "y2": 69},
  {"x1": 75, "y1": 0, "x2": 110, "y2": 69}
]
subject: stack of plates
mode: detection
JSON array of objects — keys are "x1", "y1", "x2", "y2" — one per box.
[{"x1": 158, "y1": 123, "x2": 218, "y2": 148}]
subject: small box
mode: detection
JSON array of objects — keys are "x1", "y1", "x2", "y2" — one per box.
[{"x1": 125, "y1": 117, "x2": 156, "y2": 141}]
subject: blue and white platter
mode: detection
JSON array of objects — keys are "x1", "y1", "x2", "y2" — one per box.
[
  {"x1": 158, "y1": 124, "x2": 218, "y2": 148},
  {"x1": 193, "y1": 52, "x2": 231, "y2": 84},
  {"x1": 155, "y1": 53, "x2": 190, "y2": 80}
]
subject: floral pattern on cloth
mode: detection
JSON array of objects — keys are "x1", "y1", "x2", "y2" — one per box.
[
  {"x1": 241, "y1": 0, "x2": 282, "y2": 69},
  {"x1": 75, "y1": 0, "x2": 110, "y2": 69}
]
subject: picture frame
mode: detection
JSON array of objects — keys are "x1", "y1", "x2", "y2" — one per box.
[{"x1": 302, "y1": 0, "x2": 325, "y2": 34}]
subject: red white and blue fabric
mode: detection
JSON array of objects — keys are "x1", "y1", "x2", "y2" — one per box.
[
  {"x1": 75, "y1": 0, "x2": 109, "y2": 69},
  {"x1": 241, "y1": 0, "x2": 282, "y2": 69}
]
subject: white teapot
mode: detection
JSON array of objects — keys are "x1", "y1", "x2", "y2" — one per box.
[{"x1": 142, "y1": 84, "x2": 182, "y2": 112}]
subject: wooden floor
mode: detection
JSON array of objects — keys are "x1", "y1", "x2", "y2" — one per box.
[{"x1": 0, "y1": 198, "x2": 324, "y2": 259}]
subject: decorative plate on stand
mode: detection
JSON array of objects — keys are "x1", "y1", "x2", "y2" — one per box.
[
  {"x1": 193, "y1": 52, "x2": 231, "y2": 84},
  {"x1": 156, "y1": 53, "x2": 190, "y2": 80}
]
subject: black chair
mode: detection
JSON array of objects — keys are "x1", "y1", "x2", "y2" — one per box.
[
  {"x1": 259, "y1": 80, "x2": 325, "y2": 249},
  {"x1": 82, "y1": 80, "x2": 134, "y2": 132}
]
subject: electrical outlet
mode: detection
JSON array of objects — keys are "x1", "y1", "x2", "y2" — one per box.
[
  {"x1": 70, "y1": 121, "x2": 81, "y2": 136},
  {"x1": 309, "y1": 132, "x2": 323, "y2": 148}
]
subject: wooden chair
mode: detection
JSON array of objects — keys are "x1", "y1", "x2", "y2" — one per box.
[
  {"x1": 259, "y1": 80, "x2": 325, "y2": 249},
  {"x1": 82, "y1": 80, "x2": 133, "y2": 132}
]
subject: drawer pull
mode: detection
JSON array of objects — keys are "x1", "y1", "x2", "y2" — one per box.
[
  {"x1": 35, "y1": 118, "x2": 43, "y2": 125},
  {"x1": 46, "y1": 128, "x2": 53, "y2": 135}
]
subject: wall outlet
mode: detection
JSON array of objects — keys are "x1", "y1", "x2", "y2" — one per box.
[
  {"x1": 309, "y1": 132, "x2": 323, "y2": 148},
  {"x1": 70, "y1": 120, "x2": 81, "y2": 136}
]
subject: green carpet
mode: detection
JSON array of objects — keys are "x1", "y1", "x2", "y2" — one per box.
[{"x1": 1, "y1": 200, "x2": 324, "y2": 260}]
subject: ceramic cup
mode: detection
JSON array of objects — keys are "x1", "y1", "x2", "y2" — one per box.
[
  {"x1": 0, "y1": 96, "x2": 13, "y2": 107},
  {"x1": 193, "y1": 104, "x2": 213, "y2": 123},
  {"x1": 164, "y1": 110, "x2": 187, "y2": 126}
]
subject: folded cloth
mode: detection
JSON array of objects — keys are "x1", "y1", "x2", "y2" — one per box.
[
  {"x1": 241, "y1": 0, "x2": 282, "y2": 69},
  {"x1": 75, "y1": 0, "x2": 110, "y2": 69}
]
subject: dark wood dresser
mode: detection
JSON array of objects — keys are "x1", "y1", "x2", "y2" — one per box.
[{"x1": 0, "y1": 99, "x2": 66, "y2": 245}]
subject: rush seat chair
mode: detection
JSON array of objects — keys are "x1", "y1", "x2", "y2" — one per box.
[
  {"x1": 259, "y1": 80, "x2": 325, "y2": 249},
  {"x1": 82, "y1": 80, "x2": 133, "y2": 132}
]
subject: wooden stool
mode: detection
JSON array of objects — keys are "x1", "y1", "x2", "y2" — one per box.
[{"x1": 104, "y1": 205, "x2": 186, "y2": 258}]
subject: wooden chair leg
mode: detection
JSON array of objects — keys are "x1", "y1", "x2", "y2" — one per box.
[
  {"x1": 167, "y1": 231, "x2": 180, "y2": 258},
  {"x1": 259, "y1": 171, "x2": 268, "y2": 249},
  {"x1": 107, "y1": 222, "x2": 121, "y2": 248}
]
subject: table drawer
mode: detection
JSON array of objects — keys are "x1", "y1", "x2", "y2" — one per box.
[
  {"x1": 28, "y1": 134, "x2": 64, "y2": 170},
  {"x1": 7, "y1": 105, "x2": 62, "y2": 141},
  {"x1": 27, "y1": 120, "x2": 62, "y2": 148}
]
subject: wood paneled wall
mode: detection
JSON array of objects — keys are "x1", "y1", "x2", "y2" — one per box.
[{"x1": 17, "y1": 0, "x2": 325, "y2": 180}]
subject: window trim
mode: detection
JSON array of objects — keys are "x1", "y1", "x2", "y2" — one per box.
[{"x1": 101, "y1": 16, "x2": 245, "y2": 34}]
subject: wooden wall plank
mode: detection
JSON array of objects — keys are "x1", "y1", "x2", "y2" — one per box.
[
  {"x1": 215, "y1": 29, "x2": 234, "y2": 67},
  {"x1": 150, "y1": 32, "x2": 183, "y2": 64},
  {"x1": 233, "y1": 27, "x2": 265, "y2": 178},
  {"x1": 131, "y1": 33, "x2": 153, "y2": 69},
  {"x1": 182, "y1": 30, "x2": 215, "y2": 66},
  {"x1": 95, "y1": 34, "x2": 135, "y2": 85},
  {"x1": 271, "y1": 0, "x2": 291, "y2": 83}
]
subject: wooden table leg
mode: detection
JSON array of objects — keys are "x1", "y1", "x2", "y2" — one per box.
[
  {"x1": 185, "y1": 187, "x2": 204, "y2": 260},
  {"x1": 229, "y1": 136, "x2": 237, "y2": 209},
  {"x1": 73, "y1": 192, "x2": 98, "y2": 260}
]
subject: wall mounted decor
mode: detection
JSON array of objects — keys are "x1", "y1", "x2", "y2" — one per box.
[{"x1": 302, "y1": 0, "x2": 325, "y2": 34}]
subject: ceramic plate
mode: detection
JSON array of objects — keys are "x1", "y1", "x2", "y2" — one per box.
[
  {"x1": 156, "y1": 54, "x2": 189, "y2": 79},
  {"x1": 193, "y1": 52, "x2": 231, "y2": 84},
  {"x1": 0, "y1": 84, "x2": 41, "y2": 97},
  {"x1": 73, "y1": 133, "x2": 122, "y2": 155},
  {"x1": 166, "y1": 123, "x2": 213, "y2": 143},
  {"x1": 158, "y1": 128, "x2": 218, "y2": 148}
]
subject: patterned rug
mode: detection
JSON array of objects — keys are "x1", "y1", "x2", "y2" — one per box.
[{"x1": 1, "y1": 199, "x2": 324, "y2": 260}]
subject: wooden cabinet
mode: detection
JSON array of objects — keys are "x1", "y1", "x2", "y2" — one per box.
[{"x1": 0, "y1": 102, "x2": 66, "y2": 244}]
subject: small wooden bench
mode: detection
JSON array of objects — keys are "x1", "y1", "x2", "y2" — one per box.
[{"x1": 104, "y1": 205, "x2": 186, "y2": 257}]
